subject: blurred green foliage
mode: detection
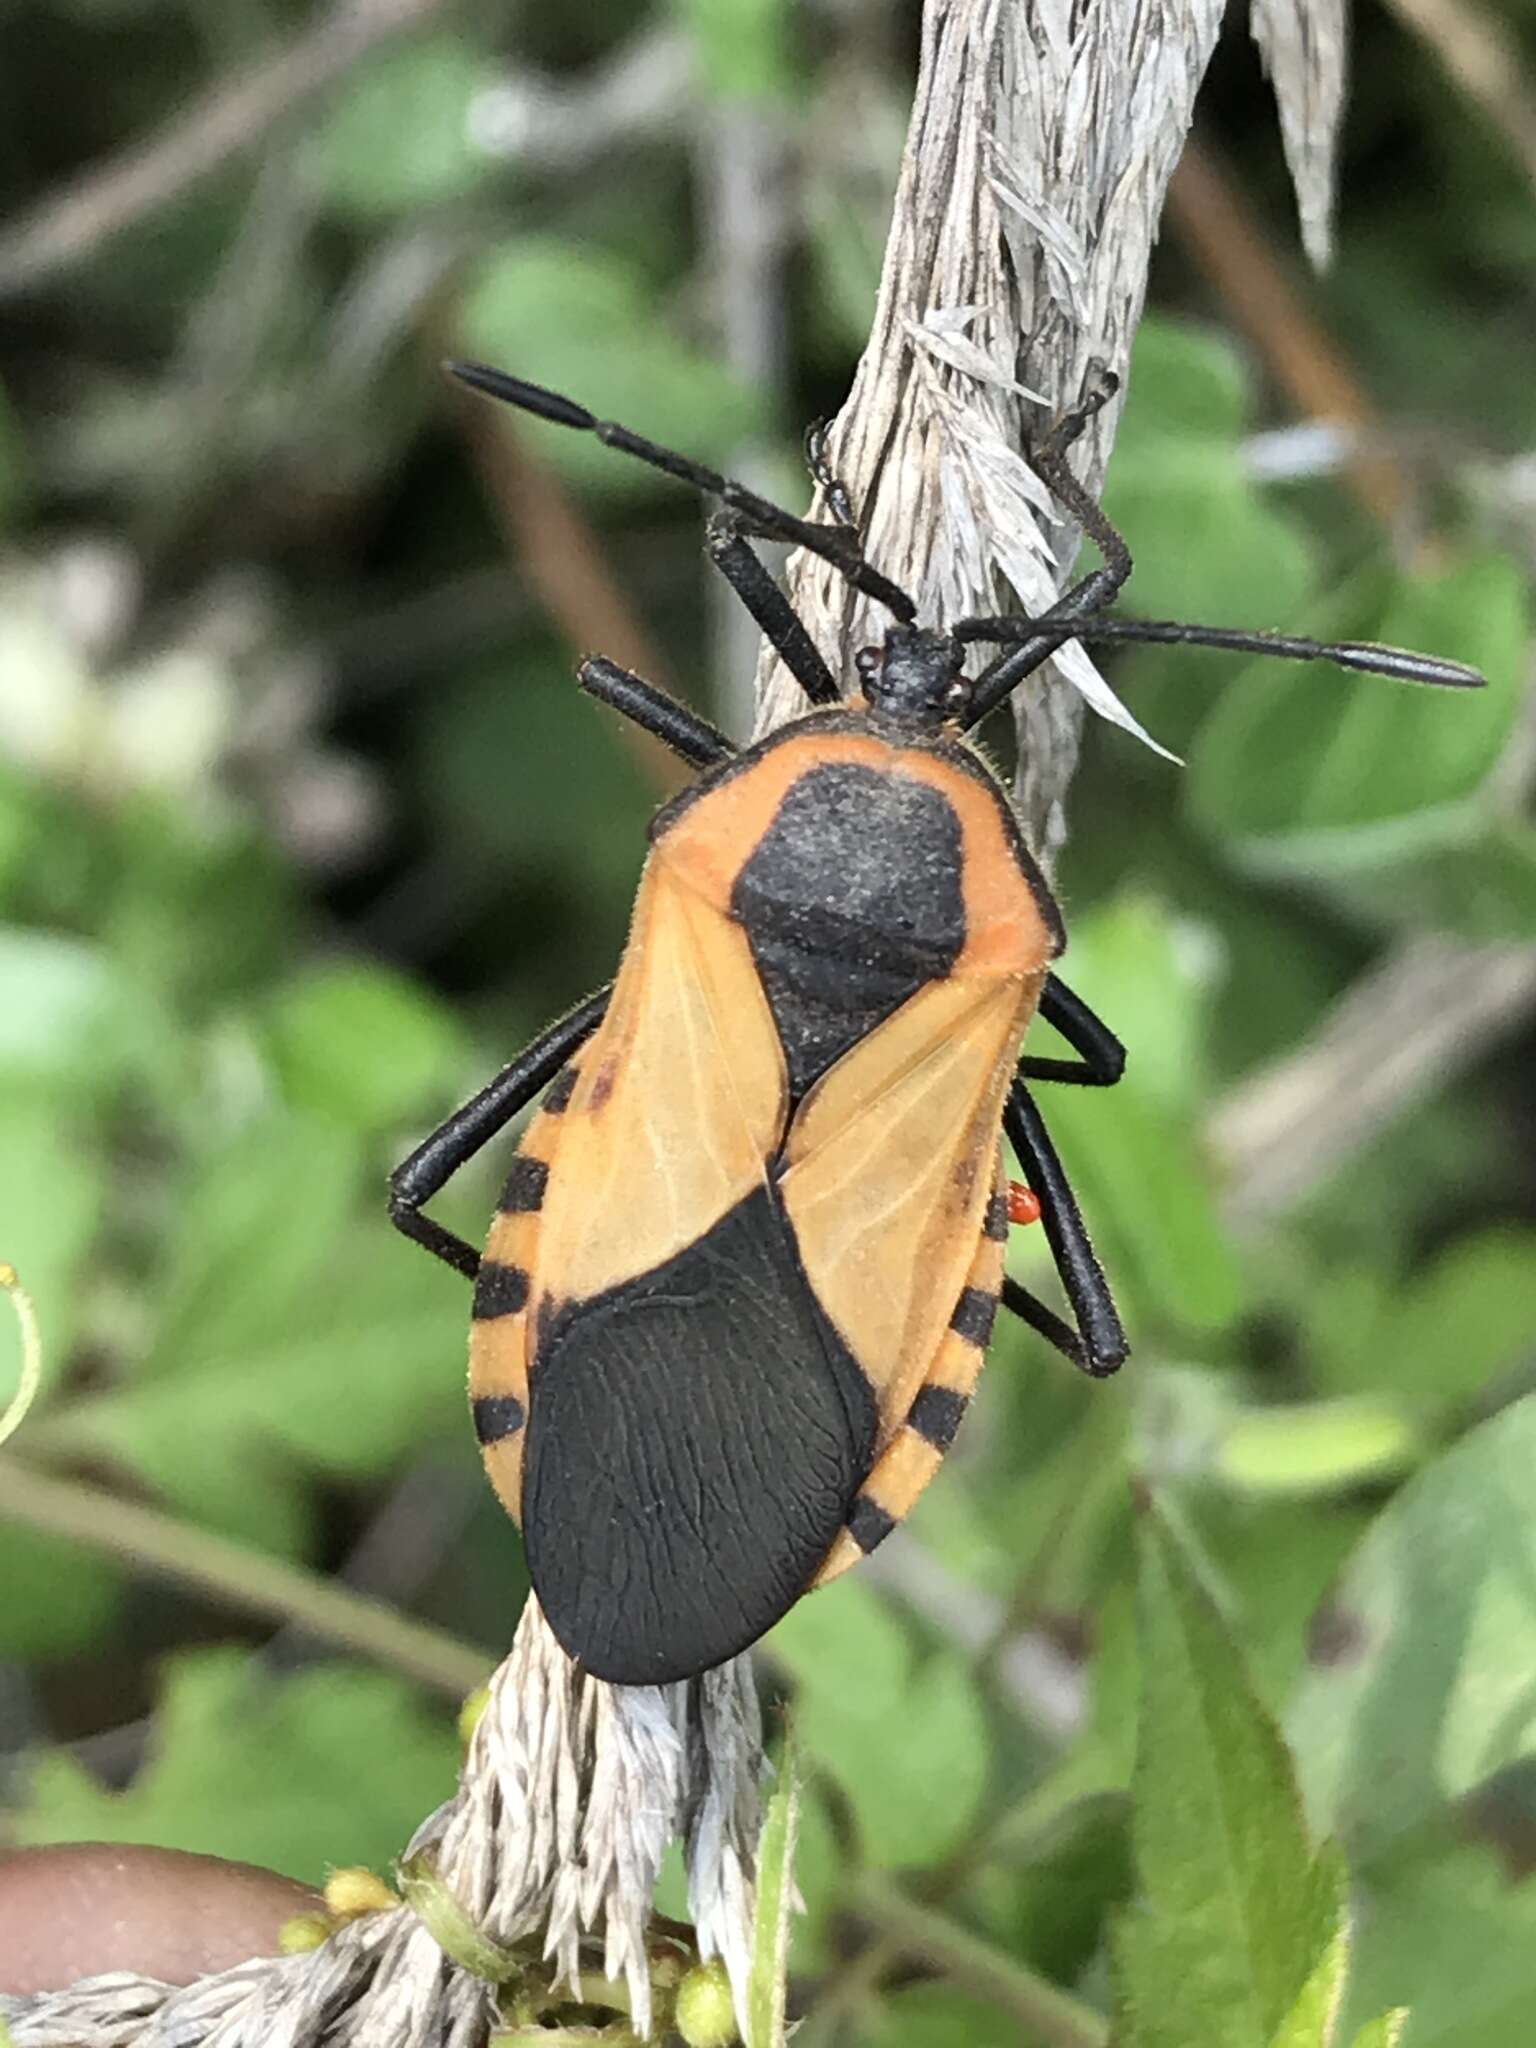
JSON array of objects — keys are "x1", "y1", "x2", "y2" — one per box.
[{"x1": 1, "y1": 2, "x2": 1534, "y2": 2044}]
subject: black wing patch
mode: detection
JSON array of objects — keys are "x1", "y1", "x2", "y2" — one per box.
[{"x1": 522, "y1": 1183, "x2": 877, "y2": 1683}]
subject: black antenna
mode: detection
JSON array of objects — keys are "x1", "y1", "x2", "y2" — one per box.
[
  {"x1": 957, "y1": 362, "x2": 1486, "y2": 726},
  {"x1": 954, "y1": 613, "x2": 1486, "y2": 722},
  {"x1": 448, "y1": 361, "x2": 918, "y2": 625}
]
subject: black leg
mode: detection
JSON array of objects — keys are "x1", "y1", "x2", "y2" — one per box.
[
  {"x1": 956, "y1": 369, "x2": 1485, "y2": 706},
  {"x1": 449, "y1": 359, "x2": 917, "y2": 623},
  {"x1": 1001, "y1": 1080, "x2": 1127, "y2": 1377},
  {"x1": 577, "y1": 657, "x2": 735, "y2": 769},
  {"x1": 958, "y1": 371, "x2": 1135, "y2": 730},
  {"x1": 960, "y1": 567, "x2": 1129, "y2": 731},
  {"x1": 1017, "y1": 975, "x2": 1126, "y2": 1088},
  {"x1": 389, "y1": 987, "x2": 611, "y2": 1279},
  {"x1": 803, "y1": 420, "x2": 857, "y2": 528},
  {"x1": 705, "y1": 517, "x2": 840, "y2": 707},
  {"x1": 1026, "y1": 368, "x2": 1132, "y2": 607}
]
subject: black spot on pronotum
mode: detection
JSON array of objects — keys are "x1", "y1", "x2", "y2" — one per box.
[
  {"x1": 472, "y1": 1393, "x2": 526, "y2": 1443},
  {"x1": 730, "y1": 762, "x2": 966, "y2": 1101},
  {"x1": 907, "y1": 1384, "x2": 968, "y2": 1452},
  {"x1": 983, "y1": 1189, "x2": 1010, "y2": 1241},
  {"x1": 950, "y1": 1285, "x2": 998, "y2": 1348},
  {"x1": 543, "y1": 1066, "x2": 578, "y2": 1113},
  {"x1": 847, "y1": 1493, "x2": 896, "y2": 1555},
  {"x1": 473, "y1": 1261, "x2": 530, "y2": 1319},
  {"x1": 500, "y1": 1156, "x2": 549, "y2": 1213}
]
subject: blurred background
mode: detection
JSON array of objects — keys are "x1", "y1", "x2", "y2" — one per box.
[{"x1": 1, "y1": 1, "x2": 1534, "y2": 2041}]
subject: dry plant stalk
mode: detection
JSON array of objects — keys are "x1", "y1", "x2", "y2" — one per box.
[
  {"x1": 760, "y1": 0, "x2": 1343, "y2": 862},
  {"x1": 3, "y1": 0, "x2": 1344, "y2": 2040}
]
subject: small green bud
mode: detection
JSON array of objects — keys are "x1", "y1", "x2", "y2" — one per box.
[
  {"x1": 397, "y1": 1852, "x2": 520, "y2": 1985},
  {"x1": 674, "y1": 1957, "x2": 738, "y2": 2047},
  {"x1": 458, "y1": 1682, "x2": 492, "y2": 1750},
  {"x1": 325, "y1": 1865, "x2": 398, "y2": 1919},
  {"x1": 278, "y1": 1911, "x2": 332, "y2": 1955}
]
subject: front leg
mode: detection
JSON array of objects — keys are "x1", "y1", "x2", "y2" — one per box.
[{"x1": 389, "y1": 987, "x2": 610, "y2": 1279}]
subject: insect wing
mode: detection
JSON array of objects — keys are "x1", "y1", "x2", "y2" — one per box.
[
  {"x1": 528, "y1": 862, "x2": 788, "y2": 1311},
  {"x1": 520, "y1": 863, "x2": 879, "y2": 1683},
  {"x1": 779, "y1": 969, "x2": 1040, "y2": 1441}
]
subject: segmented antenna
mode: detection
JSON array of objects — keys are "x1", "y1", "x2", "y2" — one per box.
[{"x1": 449, "y1": 361, "x2": 918, "y2": 625}]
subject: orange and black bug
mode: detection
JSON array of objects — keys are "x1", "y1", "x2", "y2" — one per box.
[{"x1": 390, "y1": 362, "x2": 1483, "y2": 1686}]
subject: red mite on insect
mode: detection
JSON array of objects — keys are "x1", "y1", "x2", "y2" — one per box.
[{"x1": 390, "y1": 361, "x2": 1485, "y2": 1686}]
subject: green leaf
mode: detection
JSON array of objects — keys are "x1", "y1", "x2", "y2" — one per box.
[
  {"x1": 314, "y1": 35, "x2": 498, "y2": 220},
  {"x1": 746, "y1": 1729, "x2": 799, "y2": 2048},
  {"x1": 804, "y1": 173, "x2": 885, "y2": 355},
  {"x1": 262, "y1": 962, "x2": 472, "y2": 1132},
  {"x1": 0, "y1": 928, "x2": 133, "y2": 1088},
  {"x1": 420, "y1": 663, "x2": 655, "y2": 905},
  {"x1": 1018, "y1": 906, "x2": 1231, "y2": 1340},
  {"x1": 1187, "y1": 555, "x2": 1527, "y2": 872},
  {"x1": 1306, "y1": 1229, "x2": 1536, "y2": 1417},
  {"x1": 1286, "y1": 1395, "x2": 1536, "y2": 1866},
  {"x1": 784, "y1": 1782, "x2": 844, "y2": 1977},
  {"x1": 12, "y1": 1650, "x2": 459, "y2": 1882},
  {"x1": 1341, "y1": 1849, "x2": 1536, "y2": 2047},
  {"x1": 1042, "y1": 894, "x2": 1214, "y2": 1118},
  {"x1": 55, "y1": 1218, "x2": 465, "y2": 1548},
  {"x1": 457, "y1": 242, "x2": 759, "y2": 500},
  {"x1": 1185, "y1": 1498, "x2": 1373, "y2": 1706},
  {"x1": 768, "y1": 1578, "x2": 990, "y2": 1867},
  {"x1": 1349, "y1": 2017, "x2": 1409, "y2": 2048},
  {"x1": 0, "y1": 1094, "x2": 106, "y2": 1378},
  {"x1": 1268, "y1": 1922, "x2": 1348, "y2": 2048},
  {"x1": 865, "y1": 1983, "x2": 1030, "y2": 2048},
  {"x1": 1029, "y1": 1082, "x2": 1244, "y2": 1332},
  {"x1": 1113, "y1": 1508, "x2": 1343, "y2": 2048},
  {"x1": 1322, "y1": 820, "x2": 1536, "y2": 942},
  {"x1": 0, "y1": 1524, "x2": 121, "y2": 1659},
  {"x1": 672, "y1": 0, "x2": 793, "y2": 100},
  {"x1": 1106, "y1": 321, "x2": 1315, "y2": 628},
  {"x1": 1214, "y1": 1398, "x2": 1423, "y2": 1498},
  {"x1": 142, "y1": 1115, "x2": 361, "y2": 1384},
  {"x1": 1121, "y1": 319, "x2": 1254, "y2": 442}
]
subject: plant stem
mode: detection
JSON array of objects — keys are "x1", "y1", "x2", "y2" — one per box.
[
  {"x1": 0, "y1": 1455, "x2": 490, "y2": 1698},
  {"x1": 854, "y1": 1873, "x2": 1110, "y2": 2048}
]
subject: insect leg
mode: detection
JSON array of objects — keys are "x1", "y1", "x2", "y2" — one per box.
[
  {"x1": 449, "y1": 360, "x2": 917, "y2": 622},
  {"x1": 704, "y1": 516, "x2": 840, "y2": 707},
  {"x1": 1001, "y1": 1080, "x2": 1127, "y2": 1377},
  {"x1": 802, "y1": 419, "x2": 857, "y2": 529},
  {"x1": 577, "y1": 657, "x2": 735, "y2": 768},
  {"x1": 389, "y1": 986, "x2": 611, "y2": 1279},
  {"x1": 957, "y1": 371, "x2": 1135, "y2": 729},
  {"x1": 1016, "y1": 975, "x2": 1126, "y2": 1087},
  {"x1": 1027, "y1": 367, "x2": 1132, "y2": 609}
]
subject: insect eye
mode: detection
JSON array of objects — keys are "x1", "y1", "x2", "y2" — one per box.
[{"x1": 855, "y1": 646, "x2": 881, "y2": 681}]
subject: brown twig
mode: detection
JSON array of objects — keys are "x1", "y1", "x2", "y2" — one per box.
[
  {"x1": 1382, "y1": 0, "x2": 1536, "y2": 196},
  {"x1": 0, "y1": 0, "x2": 448, "y2": 301},
  {"x1": 0, "y1": 1456, "x2": 490, "y2": 1698},
  {"x1": 445, "y1": 373, "x2": 690, "y2": 795},
  {"x1": 853, "y1": 1875, "x2": 1110, "y2": 2048},
  {"x1": 1166, "y1": 134, "x2": 1414, "y2": 537}
]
